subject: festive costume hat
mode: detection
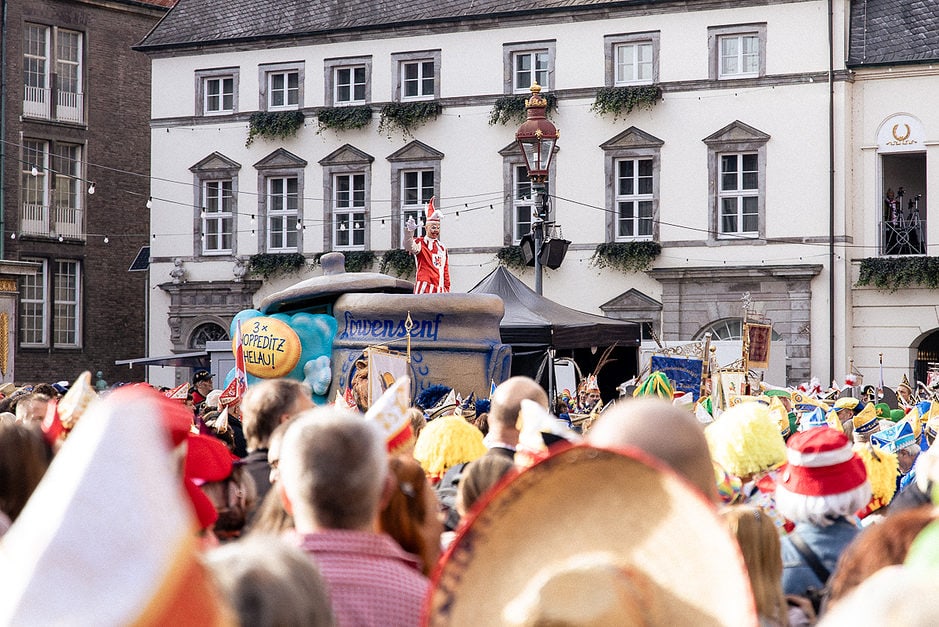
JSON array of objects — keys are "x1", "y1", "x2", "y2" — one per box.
[
  {"x1": 768, "y1": 395, "x2": 791, "y2": 438},
  {"x1": 874, "y1": 403, "x2": 892, "y2": 419},
  {"x1": 705, "y1": 401, "x2": 788, "y2": 478},
  {"x1": 42, "y1": 371, "x2": 98, "y2": 445},
  {"x1": 425, "y1": 445, "x2": 757, "y2": 626},
  {"x1": 164, "y1": 381, "x2": 190, "y2": 400},
  {"x1": 426, "y1": 389, "x2": 458, "y2": 421},
  {"x1": 776, "y1": 428, "x2": 868, "y2": 497},
  {"x1": 426, "y1": 196, "x2": 440, "y2": 222},
  {"x1": 516, "y1": 399, "x2": 582, "y2": 467},
  {"x1": 800, "y1": 406, "x2": 829, "y2": 431},
  {"x1": 455, "y1": 392, "x2": 477, "y2": 421},
  {"x1": 852, "y1": 442, "x2": 898, "y2": 518},
  {"x1": 632, "y1": 371, "x2": 674, "y2": 401},
  {"x1": 870, "y1": 420, "x2": 915, "y2": 454},
  {"x1": 413, "y1": 414, "x2": 486, "y2": 482},
  {"x1": 365, "y1": 376, "x2": 414, "y2": 455},
  {"x1": 0, "y1": 386, "x2": 231, "y2": 625},
  {"x1": 852, "y1": 402, "x2": 880, "y2": 440},
  {"x1": 889, "y1": 409, "x2": 906, "y2": 422},
  {"x1": 898, "y1": 373, "x2": 913, "y2": 394},
  {"x1": 834, "y1": 397, "x2": 861, "y2": 411}
]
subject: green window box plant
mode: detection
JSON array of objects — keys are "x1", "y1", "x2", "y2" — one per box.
[
  {"x1": 316, "y1": 106, "x2": 373, "y2": 134},
  {"x1": 856, "y1": 256, "x2": 939, "y2": 292},
  {"x1": 245, "y1": 111, "x2": 305, "y2": 147},
  {"x1": 380, "y1": 248, "x2": 415, "y2": 278},
  {"x1": 378, "y1": 101, "x2": 443, "y2": 138},
  {"x1": 316, "y1": 250, "x2": 376, "y2": 273},
  {"x1": 590, "y1": 85, "x2": 662, "y2": 121},
  {"x1": 489, "y1": 92, "x2": 558, "y2": 126},
  {"x1": 247, "y1": 252, "x2": 308, "y2": 279},
  {"x1": 497, "y1": 245, "x2": 530, "y2": 271},
  {"x1": 590, "y1": 241, "x2": 662, "y2": 273}
]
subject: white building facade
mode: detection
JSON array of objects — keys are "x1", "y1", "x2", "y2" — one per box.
[{"x1": 138, "y1": 0, "x2": 860, "y2": 388}]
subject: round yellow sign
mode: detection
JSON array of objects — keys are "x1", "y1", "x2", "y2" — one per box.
[{"x1": 234, "y1": 317, "x2": 302, "y2": 378}]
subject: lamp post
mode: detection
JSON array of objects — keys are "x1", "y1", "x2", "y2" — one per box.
[{"x1": 515, "y1": 82, "x2": 559, "y2": 296}]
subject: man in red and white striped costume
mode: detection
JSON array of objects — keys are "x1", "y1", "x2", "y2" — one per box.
[{"x1": 406, "y1": 196, "x2": 450, "y2": 294}]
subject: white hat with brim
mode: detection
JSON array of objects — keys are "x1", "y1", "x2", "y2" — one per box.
[{"x1": 425, "y1": 444, "x2": 757, "y2": 626}]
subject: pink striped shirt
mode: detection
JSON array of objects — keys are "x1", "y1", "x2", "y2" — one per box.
[{"x1": 295, "y1": 529, "x2": 429, "y2": 627}]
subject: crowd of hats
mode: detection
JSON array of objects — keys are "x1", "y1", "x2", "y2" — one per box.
[{"x1": 10, "y1": 364, "x2": 939, "y2": 624}]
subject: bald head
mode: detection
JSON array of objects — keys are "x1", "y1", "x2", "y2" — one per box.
[
  {"x1": 586, "y1": 397, "x2": 717, "y2": 504},
  {"x1": 490, "y1": 377, "x2": 549, "y2": 430}
]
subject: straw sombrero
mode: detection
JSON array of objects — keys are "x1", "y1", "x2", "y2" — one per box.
[{"x1": 424, "y1": 445, "x2": 756, "y2": 626}]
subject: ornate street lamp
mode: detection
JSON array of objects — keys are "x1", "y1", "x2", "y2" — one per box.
[{"x1": 515, "y1": 83, "x2": 560, "y2": 295}]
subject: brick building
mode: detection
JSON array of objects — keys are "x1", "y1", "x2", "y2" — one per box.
[{"x1": 1, "y1": 0, "x2": 173, "y2": 384}]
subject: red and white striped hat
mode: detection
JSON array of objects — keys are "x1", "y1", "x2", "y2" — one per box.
[
  {"x1": 777, "y1": 427, "x2": 867, "y2": 496},
  {"x1": 426, "y1": 196, "x2": 441, "y2": 222}
]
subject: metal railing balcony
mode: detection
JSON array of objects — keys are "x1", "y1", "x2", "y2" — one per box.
[
  {"x1": 23, "y1": 86, "x2": 84, "y2": 123},
  {"x1": 880, "y1": 216, "x2": 926, "y2": 256},
  {"x1": 20, "y1": 203, "x2": 85, "y2": 240}
]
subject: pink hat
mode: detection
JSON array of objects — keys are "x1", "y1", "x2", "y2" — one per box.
[
  {"x1": 426, "y1": 196, "x2": 441, "y2": 222},
  {"x1": 777, "y1": 428, "x2": 867, "y2": 497}
]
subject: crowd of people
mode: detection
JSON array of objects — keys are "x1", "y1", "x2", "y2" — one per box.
[{"x1": 4, "y1": 366, "x2": 939, "y2": 625}]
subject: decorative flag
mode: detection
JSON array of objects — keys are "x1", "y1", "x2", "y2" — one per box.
[
  {"x1": 365, "y1": 376, "x2": 414, "y2": 454},
  {"x1": 490, "y1": 380, "x2": 497, "y2": 399},
  {"x1": 233, "y1": 320, "x2": 248, "y2": 398},
  {"x1": 0, "y1": 386, "x2": 231, "y2": 625}
]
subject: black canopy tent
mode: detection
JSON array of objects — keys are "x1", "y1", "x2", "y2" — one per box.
[
  {"x1": 468, "y1": 267, "x2": 640, "y2": 400},
  {"x1": 469, "y1": 267, "x2": 640, "y2": 349}
]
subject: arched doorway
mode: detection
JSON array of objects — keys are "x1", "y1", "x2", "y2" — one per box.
[{"x1": 914, "y1": 328, "x2": 939, "y2": 387}]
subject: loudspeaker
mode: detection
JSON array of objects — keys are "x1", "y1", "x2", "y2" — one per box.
[
  {"x1": 539, "y1": 237, "x2": 570, "y2": 269},
  {"x1": 519, "y1": 233, "x2": 536, "y2": 267}
]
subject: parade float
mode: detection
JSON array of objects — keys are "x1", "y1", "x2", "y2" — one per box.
[{"x1": 226, "y1": 252, "x2": 512, "y2": 406}]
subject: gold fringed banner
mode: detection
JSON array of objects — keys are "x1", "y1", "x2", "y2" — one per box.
[{"x1": 0, "y1": 312, "x2": 9, "y2": 376}]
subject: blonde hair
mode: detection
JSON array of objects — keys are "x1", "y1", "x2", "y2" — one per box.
[{"x1": 722, "y1": 505, "x2": 788, "y2": 627}]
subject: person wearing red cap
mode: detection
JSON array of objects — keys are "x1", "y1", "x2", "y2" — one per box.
[
  {"x1": 405, "y1": 196, "x2": 450, "y2": 294},
  {"x1": 774, "y1": 428, "x2": 871, "y2": 602}
]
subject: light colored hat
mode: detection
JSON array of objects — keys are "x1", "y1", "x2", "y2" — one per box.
[
  {"x1": 164, "y1": 382, "x2": 190, "y2": 400},
  {"x1": 426, "y1": 389, "x2": 458, "y2": 421},
  {"x1": 834, "y1": 397, "x2": 861, "y2": 411},
  {"x1": 365, "y1": 376, "x2": 414, "y2": 454},
  {"x1": 204, "y1": 389, "x2": 222, "y2": 409},
  {"x1": 0, "y1": 386, "x2": 231, "y2": 624},
  {"x1": 0, "y1": 382, "x2": 16, "y2": 396},
  {"x1": 852, "y1": 402, "x2": 880, "y2": 440},
  {"x1": 799, "y1": 406, "x2": 828, "y2": 431},
  {"x1": 426, "y1": 445, "x2": 757, "y2": 625},
  {"x1": 898, "y1": 374, "x2": 913, "y2": 393},
  {"x1": 516, "y1": 399, "x2": 582, "y2": 466},
  {"x1": 870, "y1": 420, "x2": 915, "y2": 454}
]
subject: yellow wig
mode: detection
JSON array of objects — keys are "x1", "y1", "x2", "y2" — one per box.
[
  {"x1": 413, "y1": 414, "x2": 487, "y2": 482},
  {"x1": 705, "y1": 402, "x2": 788, "y2": 479},
  {"x1": 853, "y1": 443, "x2": 898, "y2": 516}
]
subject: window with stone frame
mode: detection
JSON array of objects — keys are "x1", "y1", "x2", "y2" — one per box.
[
  {"x1": 392, "y1": 50, "x2": 441, "y2": 102},
  {"x1": 196, "y1": 68, "x2": 239, "y2": 116},
  {"x1": 703, "y1": 121, "x2": 769, "y2": 242},
  {"x1": 503, "y1": 41, "x2": 555, "y2": 94},
  {"x1": 708, "y1": 24, "x2": 766, "y2": 80},
  {"x1": 601, "y1": 127, "x2": 662, "y2": 242},
  {"x1": 259, "y1": 62, "x2": 304, "y2": 111},
  {"x1": 325, "y1": 56, "x2": 372, "y2": 106},
  {"x1": 191, "y1": 152, "x2": 241, "y2": 257},
  {"x1": 387, "y1": 141, "x2": 444, "y2": 248},
  {"x1": 604, "y1": 32, "x2": 659, "y2": 87}
]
